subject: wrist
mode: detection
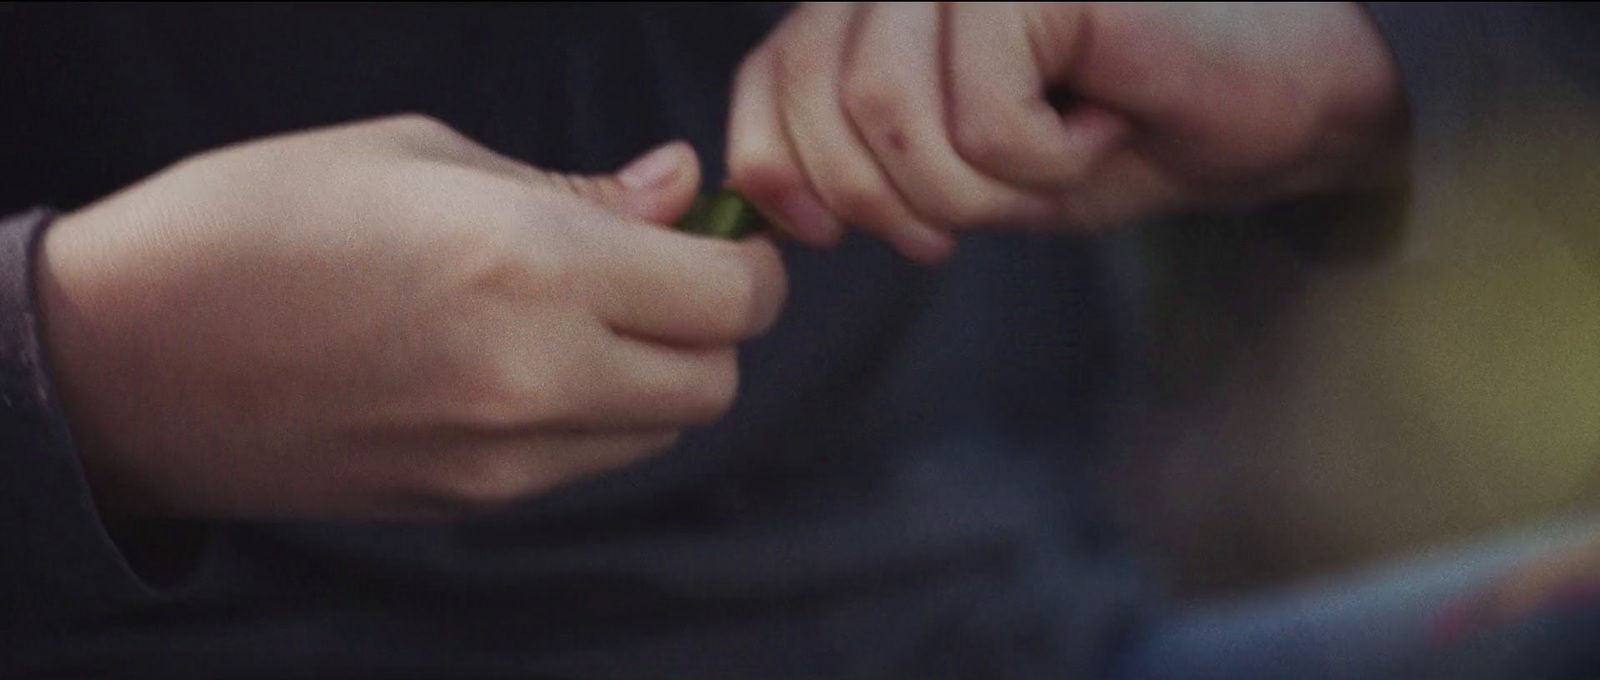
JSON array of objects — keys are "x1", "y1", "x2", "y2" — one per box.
[{"x1": 32, "y1": 207, "x2": 141, "y2": 512}]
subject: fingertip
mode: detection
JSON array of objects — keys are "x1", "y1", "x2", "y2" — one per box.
[
  {"x1": 775, "y1": 191, "x2": 845, "y2": 246},
  {"x1": 620, "y1": 140, "x2": 700, "y2": 191},
  {"x1": 732, "y1": 235, "x2": 791, "y2": 337},
  {"x1": 671, "y1": 139, "x2": 705, "y2": 186},
  {"x1": 885, "y1": 221, "x2": 957, "y2": 265},
  {"x1": 617, "y1": 140, "x2": 703, "y2": 226},
  {"x1": 727, "y1": 161, "x2": 843, "y2": 248},
  {"x1": 668, "y1": 140, "x2": 706, "y2": 197}
]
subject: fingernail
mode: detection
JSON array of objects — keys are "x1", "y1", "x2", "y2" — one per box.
[
  {"x1": 779, "y1": 192, "x2": 843, "y2": 244},
  {"x1": 620, "y1": 143, "x2": 684, "y2": 190}
]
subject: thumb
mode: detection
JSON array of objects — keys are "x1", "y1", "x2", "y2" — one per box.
[{"x1": 543, "y1": 141, "x2": 703, "y2": 225}]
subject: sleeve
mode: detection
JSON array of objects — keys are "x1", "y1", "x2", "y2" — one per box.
[{"x1": 0, "y1": 208, "x2": 192, "y2": 626}]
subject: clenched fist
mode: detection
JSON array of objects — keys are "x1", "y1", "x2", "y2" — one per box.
[
  {"x1": 728, "y1": 2, "x2": 1408, "y2": 262},
  {"x1": 34, "y1": 115, "x2": 787, "y2": 519}
]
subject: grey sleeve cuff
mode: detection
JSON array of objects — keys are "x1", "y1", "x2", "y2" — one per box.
[{"x1": 0, "y1": 208, "x2": 200, "y2": 624}]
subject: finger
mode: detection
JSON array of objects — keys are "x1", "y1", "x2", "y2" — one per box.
[
  {"x1": 1052, "y1": 149, "x2": 1186, "y2": 232},
  {"x1": 589, "y1": 226, "x2": 788, "y2": 345},
  {"x1": 945, "y1": 2, "x2": 1130, "y2": 191},
  {"x1": 571, "y1": 341, "x2": 741, "y2": 429},
  {"x1": 728, "y1": 44, "x2": 845, "y2": 246},
  {"x1": 553, "y1": 140, "x2": 704, "y2": 226},
  {"x1": 843, "y1": 2, "x2": 1059, "y2": 230},
  {"x1": 772, "y1": 2, "x2": 956, "y2": 263},
  {"x1": 510, "y1": 141, "x2": 703, "y2": 226}
]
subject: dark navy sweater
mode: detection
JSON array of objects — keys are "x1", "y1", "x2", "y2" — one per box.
[{"x1": 1, "y1": 3, "x2": 1594, "y2": 678}]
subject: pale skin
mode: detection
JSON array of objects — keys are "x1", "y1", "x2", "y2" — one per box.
[
  {"x1": 726, "y1": 2, "x2": 1410, "y2": 263},
  {"x1": 37, "y1": 2, "x2": 1411, "y2": 521},
  {"x1": 37, "y1": 115, "x2": 787, "y2": 519},
  {"x1": 32, "y1": 5, "x2": 1596, "y2": 657}
]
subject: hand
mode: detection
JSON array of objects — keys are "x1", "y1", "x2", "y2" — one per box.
[
  {"x1": 34, "y1": 115, "x2": 788, "y2": 519},
  {"x1": 727, "y1": 2, "x2": 1408, "y2": 263}
]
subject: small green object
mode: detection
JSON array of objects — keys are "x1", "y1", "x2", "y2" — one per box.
[{"x1": 676, "y1": 188, "x2": 771, "y2": 240}]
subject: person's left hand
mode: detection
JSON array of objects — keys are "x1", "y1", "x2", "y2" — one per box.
[{"x1": 726, "y1": 2, "x2": 1407, "y2": 264}]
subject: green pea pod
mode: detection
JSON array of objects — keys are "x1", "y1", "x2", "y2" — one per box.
[{"x1": 675, "y1": 188, "x2": 772, "y2": 240}]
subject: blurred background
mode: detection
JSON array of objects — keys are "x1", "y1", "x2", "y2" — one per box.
[{"x1": 1107, "y1": 77, "x2": 1600, "y2": 601}]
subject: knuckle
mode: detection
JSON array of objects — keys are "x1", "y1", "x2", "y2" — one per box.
[
  {"x1": 385, "y1": 112, "x2": 455, "y2": 138},
  {"x1": 815, "y1": 175, "x2": 887, "y2": 225},
  {"x1": 382, "y1": 112, "x2": 472, "y2": 151},
  {"x1": 951, "y1": 111, "x2": 1020, "y2": 171},
  {"x1": 934, "y1": 191, "x2": 1002, "y2": 229},
  {"x1": 460, "y1": 223, "x2": 579, "y2": 301},
  {"x1": 454, "y1": 329, "x2": 587, "y2": 430},
  {"x1": 841, "y1": 72, "x2": 910, "y2": 129},
  {"x1": 476, "y1": 211, "x2": 585, "y2": 288},
  {"x1": 771, "y1": 44, "x2": 829, "y2": 86},
  {"x1": 726, "y1": 152, "x2": 803, "y2": 203},
  {"x1": 455, "y1": 352, "x2": 546, "y2": 429}
]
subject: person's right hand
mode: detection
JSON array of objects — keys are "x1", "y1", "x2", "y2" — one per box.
[{"x1": 33, "y1": 115, "x2": 787, "y2": 520}]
